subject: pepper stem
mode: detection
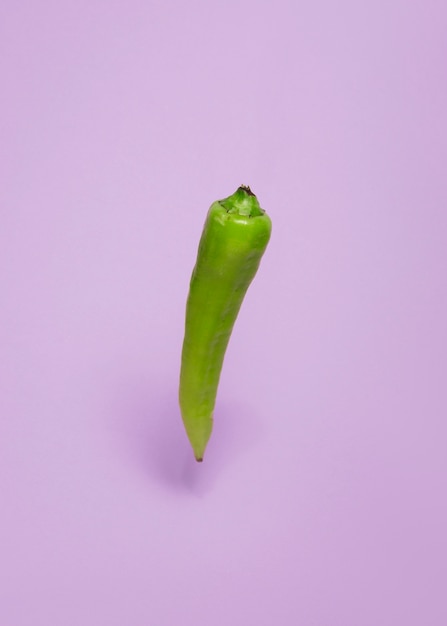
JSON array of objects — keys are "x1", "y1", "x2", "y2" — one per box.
[{"x1": 219, "y1": 186, "x2": 264, "y2": 217}]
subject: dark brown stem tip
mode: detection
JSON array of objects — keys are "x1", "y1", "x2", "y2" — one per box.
[
  {"x1": 239, "y1": 184, "x2": 255, "y2": 196},
  {"x1": 195, "y1": 457, "x2": 203, "y2": 463}
]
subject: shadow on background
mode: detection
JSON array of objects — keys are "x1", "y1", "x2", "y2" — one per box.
[{"x1": 107, "y1": 377, "x2": 263, "y2": 496}]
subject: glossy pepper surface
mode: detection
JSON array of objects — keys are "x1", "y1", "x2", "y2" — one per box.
[{"x1": 179, "y1": 186, "x2": 272, "y2": 461}]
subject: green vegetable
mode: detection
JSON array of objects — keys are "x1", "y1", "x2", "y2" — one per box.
[{"x1": 179, "y1": 186, "x2": 272, "y2": 461}]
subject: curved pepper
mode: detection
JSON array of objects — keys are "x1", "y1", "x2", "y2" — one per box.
[{"x1": 179, "y1": 186, "x2": 272, "y2": 461}]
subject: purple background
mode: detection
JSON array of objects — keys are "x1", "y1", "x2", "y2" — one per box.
[{"x1": 1, "y1": 1, "x2": 446, "y2": 624}]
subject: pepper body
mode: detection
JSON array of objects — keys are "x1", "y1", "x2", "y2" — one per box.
[{"x1": 179, "y1": 187, "x2": 272, "y2": 461}]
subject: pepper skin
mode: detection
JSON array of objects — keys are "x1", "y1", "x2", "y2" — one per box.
[{"x1": 179, "y1": 186, "x2": 272, "y2": 461}]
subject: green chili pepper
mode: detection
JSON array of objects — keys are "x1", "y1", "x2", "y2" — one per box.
[{"x1": 179, "y1": 185, "x2": 272, "y2": 461}]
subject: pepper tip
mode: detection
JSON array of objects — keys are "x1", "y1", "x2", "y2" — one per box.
[{"x1": 239, "y1": 184, "x2": 255, "y2": 196}]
